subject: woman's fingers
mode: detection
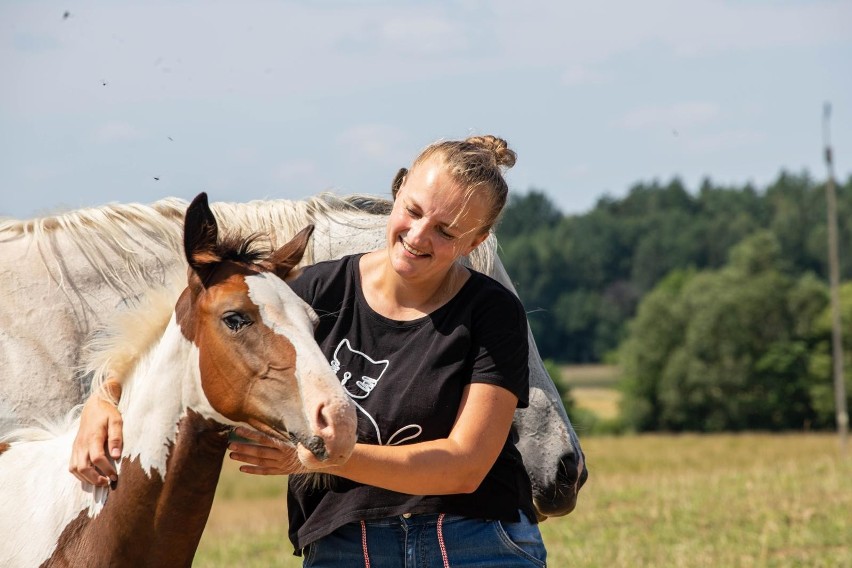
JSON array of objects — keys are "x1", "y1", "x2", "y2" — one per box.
[
  {"x1": 107, "y1": 413, "x2": 124, "y2": 460},
  {"x1": 69, "y1": 444, "x2": 109, "y2": 486},
  {"x1": 237, "y1": 464, "x2": 290, "y2": 476},
  {"x1": 228, "y1": 437, "x2": 303, "y2": 476},
  {"x1": 231, "y1": 425, "x2": 273, "y2": 445},
  {"x1": 69, "y1": 396, "x2": 122, "y2": 486},
  {"x1": 88, "y1": 435, "x2": 117, "y2": 482},
  {"x1": 228, "y1": 442, "x2": 283, "y2": 464}
]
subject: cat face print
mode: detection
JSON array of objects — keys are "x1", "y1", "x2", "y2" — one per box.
[{"x1": 330, "y1": 339, "x2": 389, "y2": 400}]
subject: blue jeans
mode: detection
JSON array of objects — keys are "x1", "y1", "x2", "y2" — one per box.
[{"x1": 303, "y1": 512, "x2": 546, "y2": 567}]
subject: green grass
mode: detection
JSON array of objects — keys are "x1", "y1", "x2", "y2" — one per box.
[{"x1": 194, "y1": 434, "x2": 851, "y2": 567}]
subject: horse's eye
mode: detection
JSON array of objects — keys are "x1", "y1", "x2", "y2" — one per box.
[{"x1": 222, "y1": 312, "x2": 252, "y2": 332}]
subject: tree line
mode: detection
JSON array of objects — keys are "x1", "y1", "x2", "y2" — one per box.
[{"x1": 496, "y1": 171, "x2": 852, "y2": 431}]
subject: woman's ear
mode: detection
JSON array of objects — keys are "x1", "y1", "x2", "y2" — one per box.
[
  {"x1": 391, "y1": 168, "x2": 407, "y2": 201},
  {"x1": 464, "y1": 231, "x2": 490, "y2": 256}
]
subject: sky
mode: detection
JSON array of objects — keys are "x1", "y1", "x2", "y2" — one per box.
[{"x1": 1, "y1": 0, "x2": 850, "y2": 220}]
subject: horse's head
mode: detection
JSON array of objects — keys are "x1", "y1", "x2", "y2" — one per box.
[
  {"x1": 176, "y1": 192, "x2": 357, "y2": 465},
  {"x1": 514, "y1": 379, "x2": 589, "y2": 517}
]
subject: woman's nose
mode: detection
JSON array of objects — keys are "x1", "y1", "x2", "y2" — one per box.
[{"x1": 406, "y1": 219, "x2": 428, "y2": 242}]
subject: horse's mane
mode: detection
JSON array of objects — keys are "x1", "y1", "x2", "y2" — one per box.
[
  {"x1": 0, "y1": 193, "x2": 393, "y2": 294},
  {"x1": 0, "y1": 191, "x2": 496, "y2": 294},
  {"x1": 0, "y1": 406, "x2": 84, "y2": 444},
  {"x1": 82, "y1": 276, "x2": 185, "y2": 401}
]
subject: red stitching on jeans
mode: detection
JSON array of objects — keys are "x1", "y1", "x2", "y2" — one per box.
[
  {"x1": 437, "y1": 513, "x2": 450, "y2": 568},
  {"x1": 361, "y1": 520, "x2": 370, "y2": 568}
]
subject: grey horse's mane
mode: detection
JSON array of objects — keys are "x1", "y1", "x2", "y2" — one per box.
[
  {"x1": 0, "y1": 192, "x2": 496, "y2": 294},
  {"x1": 0, "y1": 407, "x2": 84, "y2": 445}
]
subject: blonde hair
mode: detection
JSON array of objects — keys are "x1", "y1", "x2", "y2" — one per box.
[{"x1": 392, "y1": 135, "x2": 516, "y2": 233}]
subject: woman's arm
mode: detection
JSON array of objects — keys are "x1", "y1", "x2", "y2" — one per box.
[
  {"x1": 68, "y1": 380, "x2": 125, "y2": 486},
  {"x1": 229, "y1": 382, "x2": 518, "y2": 495}
]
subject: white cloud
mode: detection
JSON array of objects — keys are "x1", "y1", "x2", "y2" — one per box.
[
  {"x1": 3, "y1": 1, "x2": 848, "y2": 116},
  {"x1": 683, "y1": 129, "x2": 766, "y2": 154},
  {"x1": 564, "y1": 164, "x2": 590, "y2": 178},
  {"x1": 229, "y1": 147, "x2": 259, "y2": 166},
  {"x1": 336, "y1": 124, "x2": 410, "y2": 165},
  {"x1": 273, "y1": 159, "x2": 320, "y2": 184},
  {"x1": 377, "y1": 14, "x2": 468, "y2": 55},
  {"x1": 617, "y1": 102, "x2": 721, "y2": 131},
  {"x1": 561, "y1": 63, "x2": 608, "y2": 86}
]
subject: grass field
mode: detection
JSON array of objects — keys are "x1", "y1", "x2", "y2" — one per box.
[
  {"x1": 194, "y1": 433, "x2": 851, "y2": 567},
  {"x1": 561, "y1": 364, "x2": 622, "y2": 421}
]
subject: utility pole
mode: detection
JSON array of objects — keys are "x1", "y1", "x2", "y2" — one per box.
[{"x1": 822, "y1": 102, "x2": 848, "y2": 456}]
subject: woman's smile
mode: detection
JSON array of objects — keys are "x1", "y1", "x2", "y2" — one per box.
[{"x1": 400, "y1": 236, "x2": 430, "y2": 257}]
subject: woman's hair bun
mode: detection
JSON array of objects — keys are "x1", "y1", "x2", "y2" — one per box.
[{"x1": 465, "y1": 135, "x2": 516, "y2": 168}]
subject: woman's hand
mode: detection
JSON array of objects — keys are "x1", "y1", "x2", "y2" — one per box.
[
  {"x1": 69, "y1": 391, "x2": 124, "y2": 486},
  {"x1": 228, "y1": 426, "x2": 326, "y2": 476}
]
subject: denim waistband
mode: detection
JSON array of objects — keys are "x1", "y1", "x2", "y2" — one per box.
[{"x1": 360, "y1": 512, "x2": 468, "y2": 527}]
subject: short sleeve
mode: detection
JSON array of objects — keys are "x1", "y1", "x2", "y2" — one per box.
[
  {"x1": 286, "y1": 255, "x2": 355, "y2": 306},
  {"x1": 286, "y1": 264, "x2": 320, "y2": 305},
  {"x1": 469, "y1": 283, "x2": 530, "y2": 408}
]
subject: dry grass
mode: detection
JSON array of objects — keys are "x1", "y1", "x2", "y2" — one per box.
[
  {"x1": 194, "y1": 434, "x2": 850, "y2": 567},
  {"x1": 559, "y1": 364, "x2": 621, "y2": 387},
  {"x1": 572, "y1": 386, "x2": 622, "y2": 420},
  {"x1": 542, "y1": 433, "x2": 850, "y2": 567},
  {"x1": 559, "y1": 364, "x2": 622, "y2": 420}
]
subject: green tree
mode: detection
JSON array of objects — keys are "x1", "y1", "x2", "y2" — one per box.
[
  {"x1": 497, "y1": 171, "x2": 852, "y2": 365},
  {"x1": 806, "y1": 282, "x2": 852, "y2": 428},
  {"x1": 496, "y1": 190, "x2": 562, "y2": 241},
  {"x1": 620, "y1": 233, "x2": 827, "y2": 431}
]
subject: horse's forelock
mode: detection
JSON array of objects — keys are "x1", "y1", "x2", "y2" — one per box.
[{"x1": 210, "y1": 232, "x2": 272, "y2": 265}]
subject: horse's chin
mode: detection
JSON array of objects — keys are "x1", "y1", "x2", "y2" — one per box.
[{"x1": 533, "y1": 493, "x2": 578, "y2": 520}]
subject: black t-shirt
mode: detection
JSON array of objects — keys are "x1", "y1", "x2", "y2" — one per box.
[{"x1": 286, "y1": 254, "x2": 535, "y2": 552}]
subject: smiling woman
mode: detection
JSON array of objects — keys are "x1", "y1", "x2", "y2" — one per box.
[{"x1": 367, "y1": 137, "x2": 516, "y2": 321}]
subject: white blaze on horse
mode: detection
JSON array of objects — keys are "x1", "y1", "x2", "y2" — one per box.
[
  {"x1": 0, "y1": 192, "x2": 587, "y2": 518},
  {"x1": 0, "y1": 193, "x2": 357, "y2": 567}
]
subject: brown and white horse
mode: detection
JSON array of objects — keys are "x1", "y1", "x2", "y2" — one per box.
[{"x1": 0, "y1": 193, "x2": 357, "y2": 567}]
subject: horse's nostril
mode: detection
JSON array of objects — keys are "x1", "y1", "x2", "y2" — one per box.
[{"x1": 315, "y1": 402, "x2": 331, "y2": 432}]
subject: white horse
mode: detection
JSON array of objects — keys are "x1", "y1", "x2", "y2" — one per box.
[
  {"x1": 0, "y1": 192, "x2": 587, "y2": 517},
  {"x1": 0, "y1": 193, "x2": 357, "y2": 567}
]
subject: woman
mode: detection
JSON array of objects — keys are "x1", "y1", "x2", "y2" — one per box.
[{"x1": 71, "y1": 135, "x2": 547, "y2": 567}]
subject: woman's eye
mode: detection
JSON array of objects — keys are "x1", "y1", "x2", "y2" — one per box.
[
  {"x1": 438, "y1": 228, "x2": 455, "y2": 240},
  {"x1": 223, "y1": 312, "x2": 252, "y2": 331}
]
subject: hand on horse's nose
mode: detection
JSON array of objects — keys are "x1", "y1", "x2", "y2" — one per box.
[{"x1": 311, "y1": 400, "x2": 356, "y2": 464}]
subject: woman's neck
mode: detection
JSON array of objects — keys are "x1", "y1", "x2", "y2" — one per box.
[{"x1": 359, "y1": 251, "x2": 469, "y2": 321}]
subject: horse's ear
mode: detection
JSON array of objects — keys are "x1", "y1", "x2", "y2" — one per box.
[
  {"x1": 266, "y1": 225, "x2": 314, "y2": 280},
  {"x1": 184, "y1": 192, "x2": 219, "y2": 269},
  {"x1": 391, "y1": 168, "x2": 407, "y2": 201}
]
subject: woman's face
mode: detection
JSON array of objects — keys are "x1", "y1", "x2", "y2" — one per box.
[{"x1": 386, "y1": 158, "x2": 490, "y2": 284}]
